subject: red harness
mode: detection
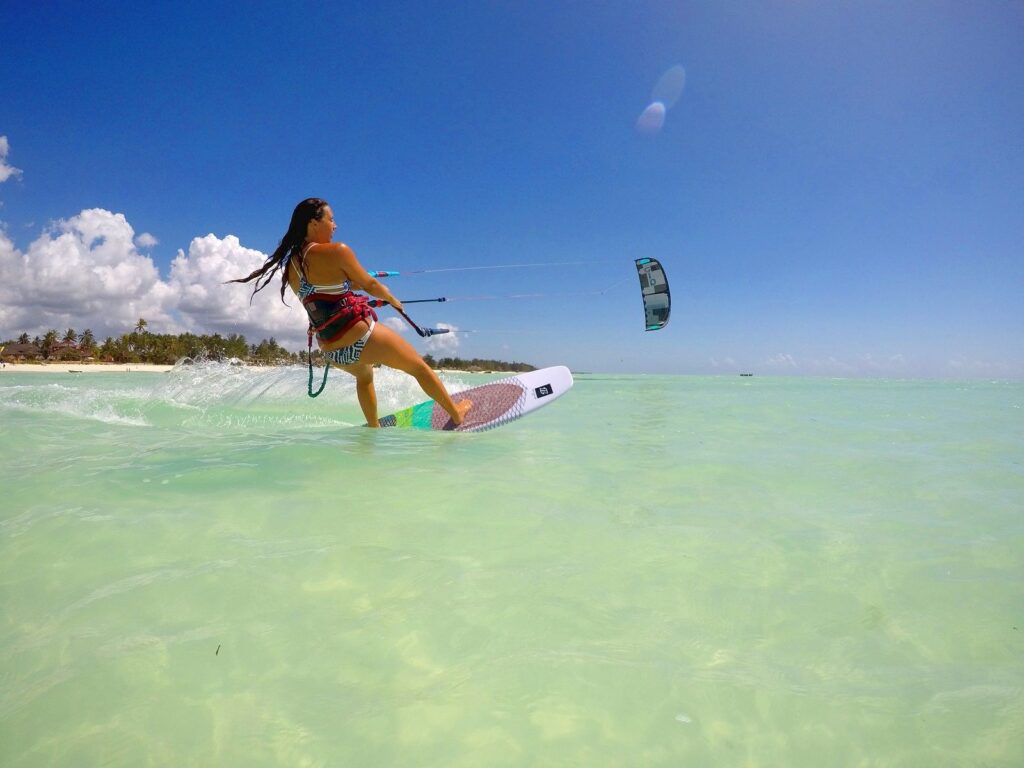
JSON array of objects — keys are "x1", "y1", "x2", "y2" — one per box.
[{"x1": 303, "y1": 290, "x2": 377, "y2": 346}]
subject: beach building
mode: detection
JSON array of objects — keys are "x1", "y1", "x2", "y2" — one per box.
[{"x1": 0, "y1": 343, "x2": 42, "y2": 362}]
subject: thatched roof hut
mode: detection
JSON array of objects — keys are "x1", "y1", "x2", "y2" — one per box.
[{"x1": 1, "y1": 343, "x2": 42, "y2": 361}]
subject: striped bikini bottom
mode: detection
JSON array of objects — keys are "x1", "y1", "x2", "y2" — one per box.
[{"x1": 324, "y1": 319, "x2": 376, "y2": 366}]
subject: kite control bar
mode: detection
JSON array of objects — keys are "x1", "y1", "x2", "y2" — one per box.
[
  {"x1": 371, "y1": 297, "x2": 446, "y2": 305},
  {"x1": 367, "y1": 299, "x2": 449, "y2": 338}
]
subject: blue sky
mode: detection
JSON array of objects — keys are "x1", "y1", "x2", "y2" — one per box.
[{"x1": 1, "y1": 1, "x2": 1021, "y2": 376}]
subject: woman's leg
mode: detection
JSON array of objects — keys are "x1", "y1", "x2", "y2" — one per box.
[
  {"x1": 358, "y1": 324, "x2": 471, "y2": 425},
  {"x1": 340, "y1": 362, "x2": 378, "y2": 426}
]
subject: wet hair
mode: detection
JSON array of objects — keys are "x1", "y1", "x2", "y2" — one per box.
[{"x1": 227, "y1": 198, "x2": 328, "y2": 303}]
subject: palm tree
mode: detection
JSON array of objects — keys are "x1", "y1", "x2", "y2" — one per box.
[
  {"x1": 80, "y1": 329, "x2": 96, "y2": 354},
  {"x1": 18, "y1": 333, "x2": 30, "y2": 344},
  {"x1": 100, "y1": 337, "x2": 116, "y2": 361},
  {"x1": 42, "y1": 329, "x2": 58, "y2": 359},
  {"x1": 135, "y1": 318, "x2": 148, "y2": 334},
  {"x1": 63, "y1": 328, "x2": 78, "y2": 345}
]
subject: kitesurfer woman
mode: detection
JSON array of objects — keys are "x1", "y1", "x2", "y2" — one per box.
[{"x1": 229, "y1": 198, "x2": 471, "y2": 427}]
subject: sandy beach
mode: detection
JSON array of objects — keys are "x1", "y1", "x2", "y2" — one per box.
[{"x1": 0, "y1": 362, "x2": 175, "y2": 373}]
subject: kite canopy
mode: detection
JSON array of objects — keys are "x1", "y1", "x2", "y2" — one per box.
[{"x1": 635, "y1": 258, "x2": 671, "y2": 331}]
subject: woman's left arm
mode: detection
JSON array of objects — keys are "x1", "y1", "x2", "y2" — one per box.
[{"x1": 332, "y1": 243, "x2": 403, "y2": 311}]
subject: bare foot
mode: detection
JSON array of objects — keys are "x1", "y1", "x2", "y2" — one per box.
[{"x1": 451, "y1": 398, "x2": 473, "y2": 426}]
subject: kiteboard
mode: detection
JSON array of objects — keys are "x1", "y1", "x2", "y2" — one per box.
[{"x1": 378, "y1": 366, "x2": 573, "y2": 432}]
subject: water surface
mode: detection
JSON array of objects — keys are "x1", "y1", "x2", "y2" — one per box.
[{"x1": 1, "y1": 367, "x2": 1022, "y2": 766}]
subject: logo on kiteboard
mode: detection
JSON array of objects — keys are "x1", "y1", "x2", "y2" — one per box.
[{"x1": 534, "y1": 384, "x2": 554, "y2": 398}]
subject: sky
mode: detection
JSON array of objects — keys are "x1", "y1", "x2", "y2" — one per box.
[{"x1": 1, "y1": 0, "x2": 1022, "y2": 377}]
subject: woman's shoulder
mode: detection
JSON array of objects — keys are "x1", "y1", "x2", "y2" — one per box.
[
  {"x1": 308, "y1": 241, "x2": 355, "y2": 258},
  {"x1": 306, "y1": 242, "x2": 359, "y2": 281}
]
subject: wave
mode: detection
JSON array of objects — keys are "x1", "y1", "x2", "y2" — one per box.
[{"x1": 0, "y1": 361, "x2": 474, "y2": 432}]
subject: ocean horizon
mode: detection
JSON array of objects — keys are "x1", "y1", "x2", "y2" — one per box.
[{"x1": 2, "y1": 364, "x2": 1021, "y2": 766}]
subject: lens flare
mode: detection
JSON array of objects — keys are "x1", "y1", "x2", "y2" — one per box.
[
  {"x1": 635, "y1": 101, "x2": 666, "y2": 133},
  {"x1": 651, "y1": 65, "x2": 686, "y2": 109}
]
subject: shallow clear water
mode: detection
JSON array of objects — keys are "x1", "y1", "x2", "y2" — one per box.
[{"x1": 1, "y1": 365, "x2": 1022, "y2": 766}]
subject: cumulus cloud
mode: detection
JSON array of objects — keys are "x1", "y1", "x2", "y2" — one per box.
[
  {"x1": 819, "y1": 356, "x2": 855, "y2": 375},
  {"x1": 423, "y1": 323, "x2": 460, "y2": 356},
  {"x1": 856, "y1": 353, "x2": 884, "y2": 371},
  {"x1": 135, "y1": 232, "x2": 158, "y2": 248},
  {"x1": 765, "y1": 352, "x2": 798, "y2": 369},
  {"x1": 0, "y1": 209, "x2": 176, "y2": 339},
  {"x1": 0, "y1": 136, "x2": 22, "y2": 183},
  {"x1": 946, "y1": 357, "x2": 1012, "y2": 377},
  {"x1": 170, "y1": 233, "x2": 307, "y2": 346},
  {"x1": 381, "y1": 316, "x2": 406, "y2": 333},
  {"x1": 0, "y1": 208, "x2": 468, "y2": 353},
  {"x1": 0, "y1": 208, "x2": 306, "y2": 347}
]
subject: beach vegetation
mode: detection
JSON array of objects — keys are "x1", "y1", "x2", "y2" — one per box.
[
  {"x1": 80, "y1": 329, "x2": 97, "y2": 355},
  {"x1": 2, "y1": 327, "x2": 295, "y2": 366},
  {"x1": 422, "y1": 355, "x2": 534, "y2": 372},
  {"x1": 41, "y1": 330, "x2": 58, "y2": 359},
  {"x1": 3, "y1": 328, "x2": 533, "y2": 370}
]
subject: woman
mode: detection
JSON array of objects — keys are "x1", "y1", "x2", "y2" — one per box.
[{"x1": 229, "y1": 198, "x2": 472, "y2": 427}]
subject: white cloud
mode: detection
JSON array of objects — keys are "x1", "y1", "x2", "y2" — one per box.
[
  {"x1": 946, "y1": 357, "x2": 1011, "y2": 377},
  {"x1": 170, "y1": 233, "x2": 307, "y2": 347},
  {"x1": 856, "y1": 353, "x2": 883, "y2": 371},
  {"x1": 0, "y1": 209, "x2": 176, "y2": 339},
  {"x1": 135, "y1": 232, "x2": 158, "y2": 248},
  {"x1": 0, "y1": 208, "x2": 471, "y2": 354},
  {"x1": 0, "y1": 229, "x2": 22, "y2": 333},
  {"x1": 0, "y1": 136, "x2": 22, "y2": 183},
  {"x1": 380, "y1": 316, "x2": 406, "y2": 333},
  {"x1": 424, "y1": 322, "x2": 460, "y2": 356},
  {"x1": 765, "y1": 352, "x2": 798, "y2": 369},
  {"x1": 0, "y1": 209, "x2": 308, "y2": 347},
  {"x1": 819, "y1": 356, "x2": 855, "y2": 375}
]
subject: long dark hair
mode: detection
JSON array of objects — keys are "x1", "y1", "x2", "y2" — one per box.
[{"x1": 227, "y1": 198, "x2": 328, "y2": 303}]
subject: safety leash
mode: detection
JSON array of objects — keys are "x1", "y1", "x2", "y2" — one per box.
[{"x1": 306, "y1": 327, "x2": 330, "y2": 398}]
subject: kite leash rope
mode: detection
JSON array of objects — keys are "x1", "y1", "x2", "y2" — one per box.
[
  {"x1": 368, "y1": 259, "x2": 610, "y2": 277},
  {"x1": 306, "y1": 327, "x2": 330, "y2": 398}
]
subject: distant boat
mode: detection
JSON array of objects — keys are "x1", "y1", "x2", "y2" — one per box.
[{"x1": 740, "y1": 373, "x2": 753, "y2": 377}]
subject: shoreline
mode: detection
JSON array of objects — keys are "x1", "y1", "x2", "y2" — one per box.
[
  {"x1": 0, "y1": 362, "x2": 175, "y2": 373},
  {"x1": 0, "y1": 362, "x2": 490, "y2": 375},
  {"x1": 1, "y1": 363, "x2": 1018, "y2": 382}
]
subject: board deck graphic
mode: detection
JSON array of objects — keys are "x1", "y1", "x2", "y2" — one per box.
[{"x1": 378, "y1": 366, "x2": 573, "y2": 432}]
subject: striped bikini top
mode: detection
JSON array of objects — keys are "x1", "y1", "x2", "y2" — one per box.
[
  {"x1": 290, "y1": 242, "x2": 376, "y2": 345},
  {"x1": 294, "y1": 242, "x2": 351, "y2": 299}
]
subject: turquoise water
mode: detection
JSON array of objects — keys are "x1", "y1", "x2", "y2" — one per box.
[{"x1": 1, "y1": 366, "x2": 1022, "y2": 766}]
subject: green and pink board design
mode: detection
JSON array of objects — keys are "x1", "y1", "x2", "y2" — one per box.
[{"x1": 378, "y1": 366, "x2": 574, "y2": 432}]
